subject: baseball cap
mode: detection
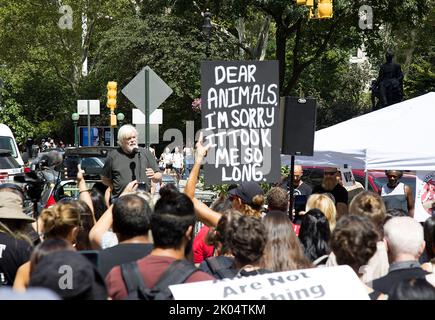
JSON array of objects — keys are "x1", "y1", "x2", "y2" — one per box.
[
  {"x1": 228, "y1": 181, "x2": 264, "y2": 207},
  {"x1": 0, "y1": 192, "x2": 35, "y2": 222},
  {"x1": 29, "y1": 250, "x2": 107, "y2": 300}
]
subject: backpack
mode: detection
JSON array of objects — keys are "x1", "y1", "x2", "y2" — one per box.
[
  {"x1": 120, "y1": 259, "x2": 198, "y2": 300},
  {"x1": 205, "y1": 256, "x2": 238, "y2": 280}
]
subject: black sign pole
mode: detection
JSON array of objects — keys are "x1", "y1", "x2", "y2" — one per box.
[{"x1": 288, "y1": 155, "x2": 295, "y2": 220}]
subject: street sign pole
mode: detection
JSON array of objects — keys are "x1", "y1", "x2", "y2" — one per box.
[
  {"x1": 145, "y1": 68, "x2": 150, "y2": 148},
  {"x1": 87, "y1": 100, "x2": 91, "y2": 146},
  {"x1": 122, "y1": 66, "x2": 172, "y2": 147}
]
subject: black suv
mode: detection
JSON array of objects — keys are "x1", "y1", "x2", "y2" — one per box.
[{"x1": 62, "y1": 146, "x2": 116, "y2": 180}]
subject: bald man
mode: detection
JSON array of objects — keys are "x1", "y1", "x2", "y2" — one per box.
[
  {"x1": 293, "y1": 165, "x2": 312, "y2": 196},
  {"x1": 281, "y1": 165, "x2": 312, "y2": 196}
]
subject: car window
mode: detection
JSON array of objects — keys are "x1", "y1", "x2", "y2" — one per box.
[
  {"x1": 0, "y1": 137, "x2": 18, "y2": 158},
  {"x1": 0, "y1": 153, "x2": 20, "y2": 169},
  {"x1": 81, "y1": 157, "x2": 104, "y2": 169}
]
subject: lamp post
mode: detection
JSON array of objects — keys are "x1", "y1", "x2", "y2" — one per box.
[
  {"x1": 116, "y1": 112, "x2": 125, "y2": 127},
  {"x1": 202, "y1": 9, "x2": 212, "y2": 60},
  {"x1": 71, "y1": 113, "x2": 80, "y2": 147}
]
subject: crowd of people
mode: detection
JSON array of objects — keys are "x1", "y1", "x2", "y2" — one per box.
[{"x1": 1, "y1": 124, "x2": 434, "y2": 300}]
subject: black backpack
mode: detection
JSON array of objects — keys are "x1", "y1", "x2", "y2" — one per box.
[
  {"x1": 205, "y1": 256, "x2": 238, "y2": 280},
  {"x1": 120, "y1": 259, "x2": 198, "y2": 300}
]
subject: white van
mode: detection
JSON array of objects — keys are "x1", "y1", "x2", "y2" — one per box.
[{"x1": 0, "y1": 124, "x2": 24, "y2": 166}]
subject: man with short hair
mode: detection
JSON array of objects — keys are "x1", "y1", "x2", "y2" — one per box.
[
  {"x1": 312, "y1": 167, "x2": 348, "y2": 219},
  {"x1": 105, "y1": 187, "x2": 214, "y2": 300},
  {"x1": 381, "y1": 170, "x2": 414, "y2": 218},
  {"x1": 97, "y1": 194, "x2": 154, "y2": 278},
  {"x1": 102, "y1": 125, "x2": 161, "y2": 199},
  {"x1": 372, "y1": 217, "x2": 429, "y2": 295},
  {"x1": 266, "y1": 187, "x2": 300, "y2": 235}
]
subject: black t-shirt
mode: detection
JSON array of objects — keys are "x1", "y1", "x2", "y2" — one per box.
[
  {"x1": 295, "y1": 182, "x2": 312, "y2": 196},
  {"x1": 312, "y1": 183, "x2": 348, "y2": 205},
  {"x1": 98, "y1": 243, "x2": 153, "y2": 279},
  {"x1": 0, "y1": 233, "x2": 33, "y2": 286},
  {"x1": 102, "y1": 147, "x2": 160, "y2": 198}
]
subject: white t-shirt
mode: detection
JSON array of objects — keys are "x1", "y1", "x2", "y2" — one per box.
[
  {"x1": 172, "y1": 153, "x2": 183, "y2": 169},
  {"x1": 162, "y1": 153, "x2": 173, "y2": 165}
]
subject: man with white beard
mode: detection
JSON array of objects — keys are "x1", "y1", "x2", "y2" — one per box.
[
  {"x1": 312, "y1": 167, "x2": 348, "y2": 219},
  {"x1": 102, "y1": 124, "x2": 161, "y2": 200}
]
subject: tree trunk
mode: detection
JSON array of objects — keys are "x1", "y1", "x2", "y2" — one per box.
[{"x1": 276, "y1": 24, "x2": 287, "y2": 94}]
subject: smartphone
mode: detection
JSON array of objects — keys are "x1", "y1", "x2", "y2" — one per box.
[
  {"x1": 64, "y1": 156, "x2": 80, "y2": 179},
  {"x1": 137, "y1": 181, "x2": 149, "y2": 192}
]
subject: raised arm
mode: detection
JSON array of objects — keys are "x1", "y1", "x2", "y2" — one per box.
[
  {"x1": 184, "y1": 132, "x2": 222, "y2": 227},
  {"x1": 89, "y1": 180, "x2": 138, "y2": 249},
  {"x1": 77, "y1": 164, "x2": 96, "y2": 224}
]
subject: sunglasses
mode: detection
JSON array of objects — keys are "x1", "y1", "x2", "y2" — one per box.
[{"x1": 324, "y1": 171, "x2": 337, "y2": 176}]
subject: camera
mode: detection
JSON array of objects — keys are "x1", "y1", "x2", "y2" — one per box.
[{"x1": 137, "y1": 181, "x2": 149, "y2": 192}]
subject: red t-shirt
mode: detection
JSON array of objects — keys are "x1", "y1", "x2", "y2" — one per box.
[
  {"x1": 106, "y1": 255, "x2": 215, "y2": 300},
  {"x1": 292, "y1": 223, "x2": 300, "y2": 236},
  {"x1": 193, "y1": 225, "x2": 215, "y2": 264}
]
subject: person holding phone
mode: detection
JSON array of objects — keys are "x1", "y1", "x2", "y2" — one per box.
[{"x1": 101, "y1": 125, "x2": 161, "y2": 200}]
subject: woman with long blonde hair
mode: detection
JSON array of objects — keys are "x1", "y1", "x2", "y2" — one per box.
[{"x1": 305, "y1": 193, "x2": 337, "y2": 231}]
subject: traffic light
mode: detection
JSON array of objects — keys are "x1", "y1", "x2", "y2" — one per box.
[
  {"x1": 296, "y1": 0, "x2": 332, "y2": 19},
  {"x1": 296, "y1": 0, "x2": 314, "y2": 6},
  {"x1": 317, "y1": 0, "x2": 333, "y2": 19},
  {"x1": 106, "y1": 81, "x2": 117, "y2": 110}
]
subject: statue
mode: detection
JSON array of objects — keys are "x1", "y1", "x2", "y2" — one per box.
[{"x1": 373, "y1": 51, "x2": 404, "y2": 109}]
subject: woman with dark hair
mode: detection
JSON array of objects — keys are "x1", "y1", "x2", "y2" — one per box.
[
  {"x1": 228, "y1": 214, "x2": 270, "y2": 277},
  {"x1": 0, "y1": 192, "x2": 35, "y2": 286},
  {"x1": 199, "y1": 209, "x2": 241, "y2": 279},
  {"x1": 422, "y1": 217, "x2": 435, "y2": 273},
  {"x1": 193, "y1": 197, "x2": 232, "y2": 265},
  {"x1": 298, "y1": 209, "x2": 331, "y2": 266},
  {"x1": 331, "y1": 215, "x2": 386, "y2": 300},
  {"x1": 261, "y1": 211, "x2": 312, "y2": 272},
  {"x1": 389, "y1": 278, "x2": 435, "y2": 300},
  {"x1": 90, "y1": 189, "x2": 108, "y2": 222}
]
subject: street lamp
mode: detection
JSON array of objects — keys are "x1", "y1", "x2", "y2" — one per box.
[
  {"x1": 202, "y1": 9, "x2": 212, "y2": 60},
  {"x1": 71, "y1": 112, "x2": 80, "y2": 147},
  {"x1": 116, "y1": 112, "x2": 125, "y2": 127}
]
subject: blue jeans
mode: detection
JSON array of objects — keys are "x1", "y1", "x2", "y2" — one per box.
[{"x1": 183, "y1": 163, "x2": 194, "y2": 179}]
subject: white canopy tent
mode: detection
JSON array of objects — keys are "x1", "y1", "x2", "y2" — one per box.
[{"x1": 281, "y1": 92, "x2": 435, "y2": 171}]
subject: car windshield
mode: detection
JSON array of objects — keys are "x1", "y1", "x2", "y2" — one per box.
[
  {"x1": 0, "y1": 153, "x2": 20, "y2": 169},
  {"x1": 374, "y1": 176, "x2": 417, "y2": 198},
  {"x1": 0, "y1": 137, "x2": 18, "y2": 158},
  {"x1": 81, "y1": 157, "x2": 105, "y2": 169}
]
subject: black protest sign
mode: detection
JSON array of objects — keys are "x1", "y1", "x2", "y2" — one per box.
[{"x1": 201, "y1": 60, "x2": 280, "y2": 185}]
